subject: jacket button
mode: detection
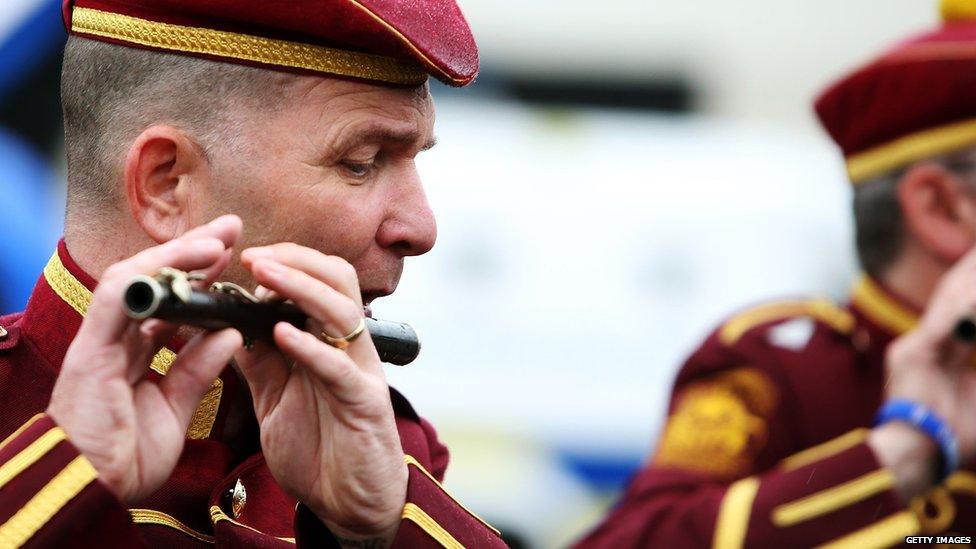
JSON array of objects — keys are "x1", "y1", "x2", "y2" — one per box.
[
  {"x1": 231, "y1": 478, "x2": 247, "y2": 519},
  {"x1": 0, "y1": 326, "x2": 7, "y2": 341}
]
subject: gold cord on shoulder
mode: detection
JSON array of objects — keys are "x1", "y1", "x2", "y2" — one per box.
[{"x1": 719, "y1": 299, "x2": 854, "y2": 346}]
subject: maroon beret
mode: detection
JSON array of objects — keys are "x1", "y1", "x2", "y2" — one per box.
[
  {"x1": 815, "y1": 0, "x2": 976, "y2": 183},
  {"x1": 61, "y1": 0, "x2": 479, "y2": 87}
]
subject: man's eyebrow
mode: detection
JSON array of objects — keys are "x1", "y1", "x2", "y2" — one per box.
[{"x1": 337, "y1": 125, "x2": 431, "y2": 150}]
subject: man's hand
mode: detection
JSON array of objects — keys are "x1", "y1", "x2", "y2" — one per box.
[
  {"x1": 47, "y1": 215, "x2": 245, "y2": 503},
  {"x1": 875, "y1": 245, "x2": 976, "y2": 498},
  {"x1": 236, "y1": 244, "x2": 407, "y2": 546}
]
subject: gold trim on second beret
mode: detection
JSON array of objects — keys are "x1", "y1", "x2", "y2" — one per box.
[
  {"x1": 942, "y1": 0, "x2": 976, "y2": 23},
  {"x1": 71, "y1": 7, "x2": 429, "y2": 86},
  {"x1": 846, "y1": 116, "x2": 976, "y2": 183}
]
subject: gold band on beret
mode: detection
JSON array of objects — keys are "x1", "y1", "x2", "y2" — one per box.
[
  {"x1": 846, "y1": 117, "x2": 976, "y2": 183},
  {"x1": 71, "y1": 7, "x2": 428, "y2": 86},
  {"x1": 942, "y1": 0, "x2": 976, "y2": 23}
]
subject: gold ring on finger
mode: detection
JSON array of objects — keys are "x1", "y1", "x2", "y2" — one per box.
[{"x1": 319, "y1": 317, "x2": 367, "y2": 350}]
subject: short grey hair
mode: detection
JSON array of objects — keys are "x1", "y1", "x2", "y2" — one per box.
[
  {"x1": 853, "y1": 148, "x2": 976, "y2": 276},
  {"x1": 60, "y1": 36, "x2": 294, "y2": 213}
]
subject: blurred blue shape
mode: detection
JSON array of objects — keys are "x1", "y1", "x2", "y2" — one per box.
[
  {"x1": 0, "y1": 128, "x2": 62, "y2": 314},
  {"x1": 0, "y1": 0, "x2": 67, "y2": 314},
  {"x1": 557, "y1": 449, "x2": 643, "y2": 494},
  {"x1": 0, "y1": 0, "x2": 65, "y2": 101}
]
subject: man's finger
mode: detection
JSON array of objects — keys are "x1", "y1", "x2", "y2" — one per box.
[
  {"x1": 273, "y1": 322, "x2": 366, "y2": 404},
  {"x1": 98, "y1": 213, "x2": 242, "y2": 303},
  {"x1": 177, "y1": 214, "x2": 243, "y2": 250},
  {"x1": 191, "y1": 248, "x2": 236, "y2": 288},
  {"x1": 233, "y1": 341, "x2": 291, "y2": 420},
  {"x1": 116, "y1": 214, "x2": 242, "y2": 280},
  {"x1": 250, "y1": 259, "x2": 364, "y2": 343},
  {"x1": 159, "y1": 328, "x2": 243, "y2": 428},
  {"x1": 249, "y1": 258, "x2": 382, "y2": 368},
  {"x1": 179, "y1": 215, "x2": 243, "y2": 283},
  {"x1": 917, "y1": 250, "x2": 976, "y2": 340},
  {"x1": 81, "y1": 238, "x2": 228, "y2": 346},
  {"x1": 125, "y1": 319, "x2": 180, "y2": 384},
  {"x1": 241, "y1": 243, "x2": 361, "y2": 302}
]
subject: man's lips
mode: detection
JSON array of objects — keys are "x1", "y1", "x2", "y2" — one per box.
[{"x1": 361, "y1": 290, "x2": 391, "y2": 318}]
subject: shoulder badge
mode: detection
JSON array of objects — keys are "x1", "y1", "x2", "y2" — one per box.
[
  {"x1": 718, "y1": 299, "x2": 854, "y2": 346},
  {"x1": 654, "y1": 367, "x2": 778, "y2": 477}
]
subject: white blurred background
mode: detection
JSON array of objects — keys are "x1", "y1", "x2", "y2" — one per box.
[{"x1": 0, "y1": 1, "x2": 941, "y2": 547}]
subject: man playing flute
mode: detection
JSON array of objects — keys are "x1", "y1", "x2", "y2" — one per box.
[{"x1": 0, "y1": 1, "x2": 506, "y2": 547}]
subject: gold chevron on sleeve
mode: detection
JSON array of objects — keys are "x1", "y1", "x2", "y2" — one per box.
[
  {"x1": 772, "y1": 469, "x2": 894, "y2": 527},
  {"x1": 0, "y1": 427, "x2": 67, "y2": 491},
  {"x1": 815, "y1": 511, "x2": 920, "y2": 549},
  {"x1": 0, "y1": 455, "x2": 98, "y2": 546},
  {"x1": 404, "y1": 455, "x2": 500, "y2": 535},
  {"x1": 0, "y1": 414, "x2": 45, "y2": 451},
  {"x1": 780, "y1": 429, "x2": 869, "y2": 472},
  {"x1": 712, "y1": 476, "x2": 760, "y2": 549},
  {"x1": 402, "y1": 503, "x2": 464, "y2": 549}
]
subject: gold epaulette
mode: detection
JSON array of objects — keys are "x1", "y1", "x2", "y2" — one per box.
[{"x1": 719, "y1": 299, "x2": 855, "y2": 346}]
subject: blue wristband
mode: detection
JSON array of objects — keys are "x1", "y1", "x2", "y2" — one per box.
[{"x1": 874, "y1": 399, "x2": 960, "y2": 483}]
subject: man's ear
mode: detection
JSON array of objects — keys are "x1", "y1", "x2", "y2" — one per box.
[
  {"x1": 897, "y1": 162, "x2": 976, "y2": 264},
  {"x1": 123, "y1": 125, "x2": 210, "y2": 244}
]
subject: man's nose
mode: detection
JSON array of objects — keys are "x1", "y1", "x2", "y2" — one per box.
[{"x1": 377, "y1": 171, "x2": 437, "y2": 257}]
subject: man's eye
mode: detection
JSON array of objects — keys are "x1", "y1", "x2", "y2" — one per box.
[{"x1": 342, "y1": 161, "x2": 373, "y2": 177}]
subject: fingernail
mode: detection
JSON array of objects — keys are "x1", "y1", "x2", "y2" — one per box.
[
  {"x1": 279, "y1": 322, "x2": 301, "y2": 342},
  {"x1": 228, "y1": 328, "x2": 245, "y2": 346},
  {"x1": 254, "y1": 285, "x2": 272, "y2": 300},
  {"x1": 214, "y1": 214, "x2": 241, "y2": 225}
]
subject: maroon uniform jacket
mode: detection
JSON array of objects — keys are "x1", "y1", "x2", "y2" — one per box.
[
  {"x1": 0, "y1": 243, "x2": 505, "y2": 548},
  {"x1": 576, "y1": 276, "x2": 975, "y2": 548}
]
